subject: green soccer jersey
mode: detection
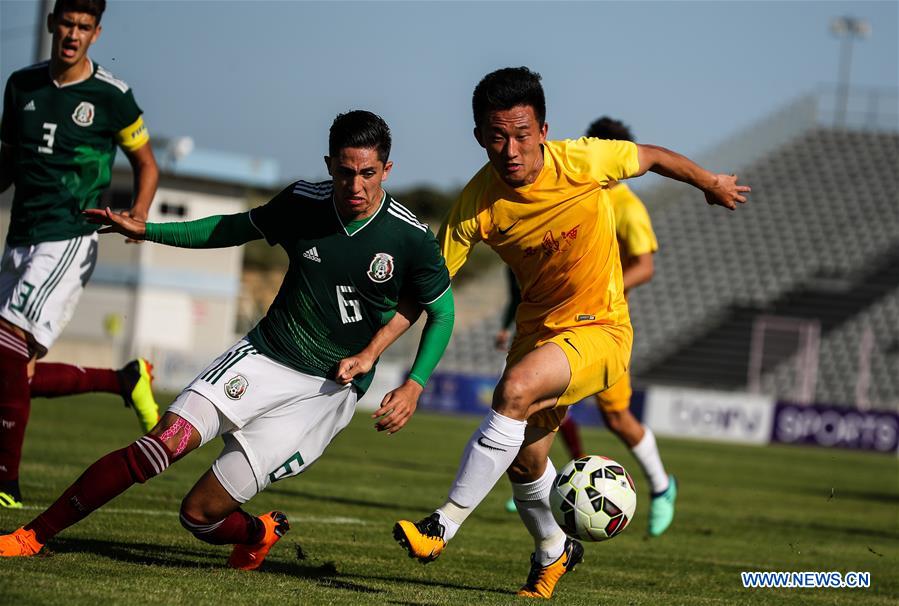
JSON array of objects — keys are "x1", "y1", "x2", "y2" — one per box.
[
  {"x1": 1, "y1": 60, "x2": 145, "y2": 246},
  {"x1": 247, "y1": 180, "x2": 451, "y2": 394}
]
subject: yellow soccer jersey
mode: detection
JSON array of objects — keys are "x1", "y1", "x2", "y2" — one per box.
[
  {"x1": 439, "y1": 137, "x2": 640, "y2": 336},
  {"x1": 609, "y1": 182, "x2": 658, "y2": 283}
]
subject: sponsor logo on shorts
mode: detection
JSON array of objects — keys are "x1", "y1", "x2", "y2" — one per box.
[
  {"x1": 224, "y1": 374, "x2": 249, "y2": 400},
  {"x1": 367, "y1": 252, "x2": 394, "y2": 283},
  {"x1": 72, "y1": 101, "x2": 95, "y2": 127},
  {"x1": 576, "y1": 314, "x2": 596, "y2": 321}
]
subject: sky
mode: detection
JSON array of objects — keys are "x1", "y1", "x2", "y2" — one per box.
[{"x1": 1, "y1": 0, "x2": 897, "y2": 190}]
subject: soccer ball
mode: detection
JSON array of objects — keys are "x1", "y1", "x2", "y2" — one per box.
[{"x1": 549, "y1": 455, "x2": 637, "y2": 542}]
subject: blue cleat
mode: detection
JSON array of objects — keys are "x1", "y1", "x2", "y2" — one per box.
[{"x1": 648, "y1": 475, "x2": 677, "y2": 537}]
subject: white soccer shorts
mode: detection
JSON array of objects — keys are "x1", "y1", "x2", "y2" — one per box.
[
  {"x1": 0, "y1": 234, "x2": 99, "y2": 355},
  {"x1": 168, "y1": 338, "x2": 358, "y2": 502}
]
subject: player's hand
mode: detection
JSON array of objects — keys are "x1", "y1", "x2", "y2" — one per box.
[
  {"x1": 704, "y1": 174, "x2": 751, "y2": 210},
  {"x1": 494, "y1": 328, "x2": 511, "y2": 351},
  {"x1": 120, "y1": 207, "x2": 149, "y2": 243},
  {"x1": 83, "y1": 207, "x2": 147, "y2": 241},
  {"x1": 372, "y1": 379, "x2": 423, "y2": 434},
  {"x1": 335, "y1": 352, "x2": 375, "y2": 385}
]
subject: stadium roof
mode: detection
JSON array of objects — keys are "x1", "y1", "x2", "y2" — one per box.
[{"x1": 114, "y1": 139, "x2": 280, "y2": 189}]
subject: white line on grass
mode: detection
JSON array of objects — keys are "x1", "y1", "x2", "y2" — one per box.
[{"x1": 20, "y1": 505, "x2": 370, "y2": 526}]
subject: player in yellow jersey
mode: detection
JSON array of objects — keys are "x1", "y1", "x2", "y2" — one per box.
[
  {"x1": 339, "y1": 67, "x2": 750, "y2": 598},
  {"x1": 502, "y1": 116, "x2": 676, "y2": 537}
]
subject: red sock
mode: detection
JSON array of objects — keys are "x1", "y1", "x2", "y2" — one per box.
[
  {"x1": 559, "y1": 415, "x2": 585, "y2": 460},
  {"x1": 0, "y1": 325, "x2": 31, "y2": 497},
  {"x1": 30, "y1": 363, "x2": 121, "y2": 398},
  {"x1": 26, "y1": 435, "x2": 172, "y2": 544},
  {"x1": 180, "y1": 510, "x2": 264, "y2": 545}
]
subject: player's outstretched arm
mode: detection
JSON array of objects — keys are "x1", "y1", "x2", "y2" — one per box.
[
  {"x1": 122, "y1": 143, "x2": 159, "y2": 223},
  {"x1": 84, "y1": 207, "x2": 147, "y2": 240},
  {"x1": 85, "y1": 209, "x2": 262, "y2": 248},
  {"x1": 371, "y1": 288, "x2": 454, "y2": 434},
  {"x1": 335, "y1": 295, "x2": 424, "y2": 384},
  {"x1": 634, "y1": 144, "x2": 751, "y2": 210}
]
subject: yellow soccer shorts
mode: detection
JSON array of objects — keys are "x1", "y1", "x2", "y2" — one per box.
[
  {"x1": 506, "y1": 322, "x2": 633, "y2": 431},
  {"x1": 595, "y1": 371, "x2": 632, "y2": 413}
]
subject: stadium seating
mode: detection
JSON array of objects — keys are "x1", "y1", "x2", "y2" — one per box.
[
  {"x1": 417, "y1": 127, "x2": 899, "y2": 409},
  {"x1": 631, "y1": 128, "x2": 898, "y2": 408}
]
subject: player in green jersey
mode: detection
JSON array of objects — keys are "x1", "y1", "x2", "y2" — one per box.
[
  {"x1": 0, "y1": 0, "x2": 160, "y2": 509},
  {"x1": 0, "y1": 110, "x2": 456, "y2": 571}
]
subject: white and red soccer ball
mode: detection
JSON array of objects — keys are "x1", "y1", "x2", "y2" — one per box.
[{"x1": 549, "y1": 455, "x2": 637, "y2": 542}]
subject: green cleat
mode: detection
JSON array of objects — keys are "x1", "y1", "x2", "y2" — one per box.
[
  {"x1": 648, "y1": 475, "x2": 677, "y2": 537},
  {"x1": 505, "y1": 497, "x2": 518, "y2": 513},
  {"x1": 119, "y1": 358, "x2": 160, "y2": 433},
  {"x1": 0, "y1": 491, "x2": 23, "y2": 509}
]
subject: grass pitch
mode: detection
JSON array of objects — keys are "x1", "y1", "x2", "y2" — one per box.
[{"x1": 1, "y1": 393, "x2": 897, "y2": 605}]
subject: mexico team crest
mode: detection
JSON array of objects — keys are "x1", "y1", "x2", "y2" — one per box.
[
  {"x1": 367, "y1": 252, "x2": 394, "y2": 283},
  {"x1": 71, "y1": 101, "x2": 95, "y2": 127},
  {"x1": 224, "y1": 375, "x2": 249, "y2": 400}
]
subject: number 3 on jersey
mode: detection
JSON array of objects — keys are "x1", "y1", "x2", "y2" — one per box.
[
  {"x1": 337, "y1": 285, "x2": 362, "y2": 324},
  {"x1": 38, "y1": 122, "x2": 57, "y2": 154}
]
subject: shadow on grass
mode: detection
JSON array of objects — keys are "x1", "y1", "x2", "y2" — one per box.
[
  {"x1": 796, "y1": 486, "x2": 899, "y2": 505},
  {"x1": 46, "y1": 536, "x2": 508, "y2": 597},
  {"x1": 745, "y1": 515, "x2": 899, "y2": 541},
  {"x1": 265, "y1": 486, "x2": 409, "y2": 511},
  {"x1": 325, "y1": 451, "x2": 459, "y2": 476},
  {"x1": 48, "y1": 536, "x2": 224, "y2": 568}
]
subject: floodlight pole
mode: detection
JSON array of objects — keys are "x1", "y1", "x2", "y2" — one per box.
[{"x1": 831, "y1": 16, "x2": 871, "y2": 128}]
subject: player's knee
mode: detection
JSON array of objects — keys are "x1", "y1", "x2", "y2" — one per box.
[
  {"x1": 124, "y1": 435, "x2": 173, "y2": 484},
  {"x1": 493, "y1": 375, "x2": 534, "y2": 417},
  {"x1": 603, "y1": 409, "x2": 627, "y2": 434},
  {"x1": 179, "y1": 501, "x2": 225, "y2": 544},
  {"x1": 179, "y1": 497, "x2": 216, "y2": 528},
  {"x1": 602, "y1": 408, "x2": 642, "y2": 444},
  {"x1": 507, "y1": 455, "x2": 546, "y2": 484}
]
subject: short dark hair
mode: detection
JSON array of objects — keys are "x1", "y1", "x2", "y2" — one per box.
[
  {"x1": 472, "y1": 67, "x2": 546, "y2": 130},
  {"x1": 586, "y1": 116, "x2": 635, "y2": 142},
  {"x1": 329, "y1": 110, "x2": 391, "y2": 163},
  {"x1": 53, "y1": 0, "x2": 106, "y2": 23}
]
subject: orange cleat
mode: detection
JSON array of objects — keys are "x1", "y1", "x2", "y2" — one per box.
[
  {"x1": 227, "y1": 511, "x2": 290, "y2": 571},
  {"x1": 0, "y1": 527, "x2": 44, "y2": 557},
  {"x1": 393, "y1": 513, "x2": 446, "y2": 564},
  {"x1": 516, "y1": 537, "x2": 584, "y2": 598}
]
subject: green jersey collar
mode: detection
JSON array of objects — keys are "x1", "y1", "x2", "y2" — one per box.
[{"x1": 334, "y1": 190, "x2": 387, "y2": 237}]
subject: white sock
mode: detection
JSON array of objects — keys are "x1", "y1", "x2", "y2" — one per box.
[
  {"x1": 512, "y1": 460, "x2": 567, "y2": 566},
  {"x1": 436, "y1": 410, "x2": 526, "y2": 542},
  {"x1": 630, "y1": 426, "x2": 669, "y2": 494}
]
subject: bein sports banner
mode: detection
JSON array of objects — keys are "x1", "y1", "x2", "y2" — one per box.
[
  {"x1": 770, "y1": 403, "x2": 899, "y2": 454},
  {"x1": 643, "y1": 386, "x2": 776, "y2": 445},
  {"x1": 417, "y1": 373, "x2": 898, "y2": 455}
]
